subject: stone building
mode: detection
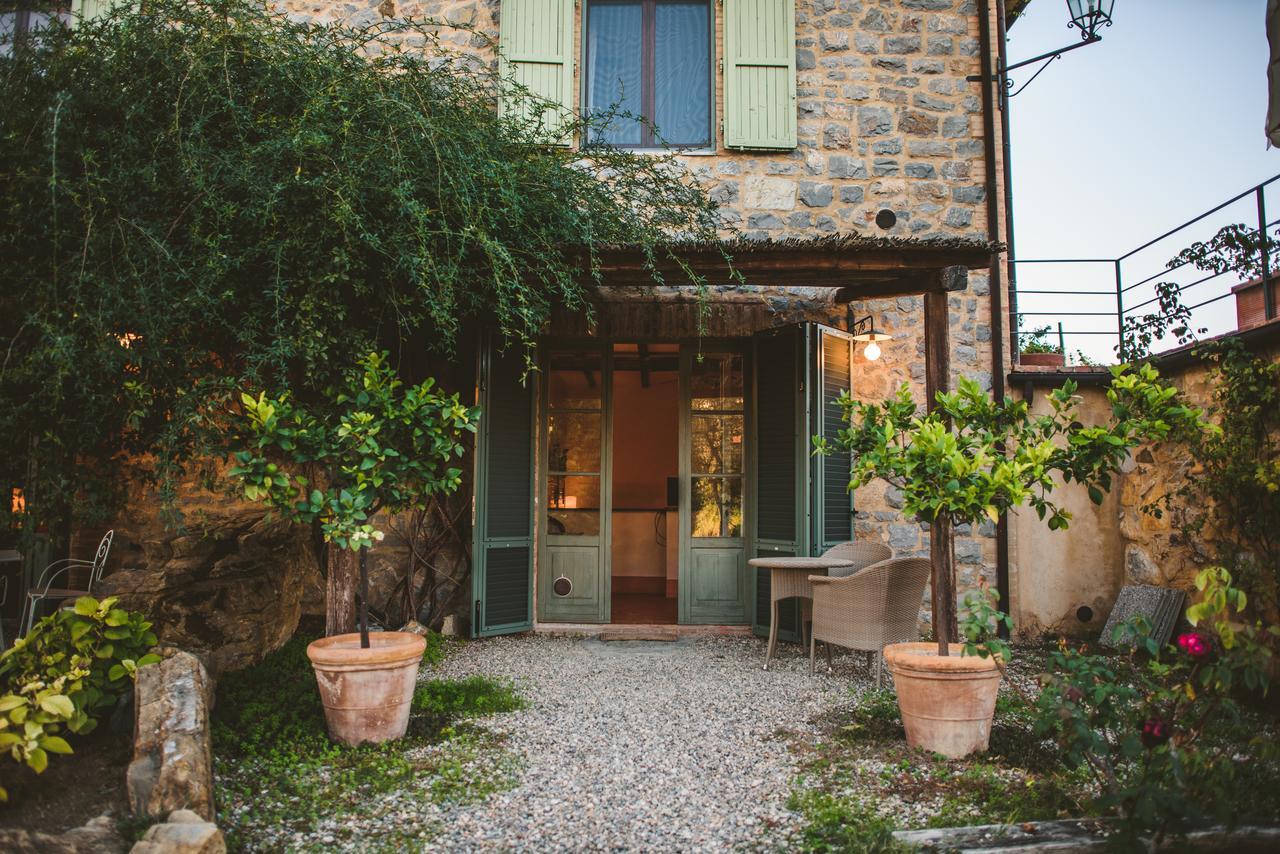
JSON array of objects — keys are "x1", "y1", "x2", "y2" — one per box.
[{"x1": 75, "y1": 0, "x2": 1040, "y2": 667}]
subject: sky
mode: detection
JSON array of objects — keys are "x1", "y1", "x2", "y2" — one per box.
[{"x1": 1005, "y1": 0, "x2": 1277, "y2": 360}]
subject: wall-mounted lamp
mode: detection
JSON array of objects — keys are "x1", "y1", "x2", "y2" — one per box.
[
  {"x1": 968, "y1": 0, "x2": 1117, "y2": 97},
  {"x1": 851, "y1": 315, "x2": 892, "y2": 362}
]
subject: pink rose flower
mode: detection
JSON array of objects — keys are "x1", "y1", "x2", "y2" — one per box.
[
  {"x1": 1141, "y1": 717, "x2": 1172, "y2": 749},
  {"x1": 1176, "y1": 631, "x2": 1211, "y2": 659}
]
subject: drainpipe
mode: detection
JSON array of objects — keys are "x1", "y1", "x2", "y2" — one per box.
[{"x1": 978, "y1": 0, "x2": 1012, "y2": 630}]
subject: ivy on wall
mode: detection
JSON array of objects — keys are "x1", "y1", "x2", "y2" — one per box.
[{"x1": 0, "y1": 0, "x2": 723, "y2": 537}]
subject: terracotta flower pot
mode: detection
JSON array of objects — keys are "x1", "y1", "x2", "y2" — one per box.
[
  {"x1": 1018, "y1": 352, "x2": 1065, "y2": 367},
  {"x1": 883, "y1": 642, "x2": 1002, "y2": 759},
  {"x1": 306, "y1": 631, "x2": 427, "y2": 746}
]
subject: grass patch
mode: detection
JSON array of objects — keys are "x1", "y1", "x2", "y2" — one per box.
[{"x1": 213, "y1": 634, "x2": 522, "y2": 851}]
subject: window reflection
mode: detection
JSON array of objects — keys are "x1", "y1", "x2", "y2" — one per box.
[
  {"x1": 691, "y1": 353, "x2": 743, "y2": 411},
  {"x1": 691, "y1": 476, "x2": 742, "y2": 538},
  {"x1": 689, "y1": 351, "x2": 743, "y2": 538}
]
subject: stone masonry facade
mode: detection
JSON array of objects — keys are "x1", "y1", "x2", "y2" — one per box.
[{"x1": 270, "y1": 0, "x2": 1009, "y2": 634}]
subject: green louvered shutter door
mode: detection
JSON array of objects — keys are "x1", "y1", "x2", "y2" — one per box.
[
  {"x1": 472, "y1": 337, "x2": 535, "y2": 637},
  {"x1": 751, "y1": 326, "x2": 808, "y2": 640},
  {"x1": 811, "y1": 326, "x2": 855, "y2": 554},
  {"x1": 723, "y1": 0, "x2": 797, "y2": 150},
  {"x1": 499, "y1": 0, "x2": 576, "y2": 146}
]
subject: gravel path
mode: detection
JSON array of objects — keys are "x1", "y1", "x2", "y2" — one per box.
[{"x1": 424, "y1": 633, "x2": 865, "y2": 852}]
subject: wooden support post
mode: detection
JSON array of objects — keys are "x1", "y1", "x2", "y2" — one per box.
[{"x1": 924, "y1": 288, "x2": 957, "y2": 653}]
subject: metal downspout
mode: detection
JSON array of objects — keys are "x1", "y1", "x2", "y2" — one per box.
[{"x1": 978, "y1": 0, "x2": 1012, "y2": 629}]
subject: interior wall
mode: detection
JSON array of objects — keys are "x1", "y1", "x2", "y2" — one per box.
[{"x1": 611, "y1": 369, "x2": 678, "y2": 583}]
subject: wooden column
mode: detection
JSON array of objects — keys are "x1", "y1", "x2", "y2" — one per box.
[{"x1": 924, "y1": 288, "x2": 957, "y2": 651}]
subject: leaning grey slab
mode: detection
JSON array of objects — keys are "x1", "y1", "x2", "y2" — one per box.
[
  {"x1": 1100, "y1": 585, "x2": 1186, "y2": 649},
  {"x1": 893, "y1": 820, "x2": 1280, "y2": 852}
]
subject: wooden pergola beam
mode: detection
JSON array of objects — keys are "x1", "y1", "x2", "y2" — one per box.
[
  {"x1": 586, "y1": 243, "x2": 993, "y2": 292},
  {"x1": 833, "y1": 266, "x2": 968, "y2": 303}
]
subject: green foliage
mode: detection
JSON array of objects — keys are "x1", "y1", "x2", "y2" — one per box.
[
  {"x1": 815, "y1": 364, "x2": 1210, "y2": 532},
  {"x1": 0, "y1": 596, "x2": 158, "y2": 802},
  {"x1": 1018, "y1": 322, "x2": 1062, "y2": 355},
  {"x1": 228, "y1": 351, "x2": 477, "y2": 550},
  {"x1": 1033, "y1": 567, "x2": 1279, "y2": 846},
  {"x1": 787, "y1": 788, "x2": 911, "y2": 853},
  {"x1": 0, "y1": 0, "x2": 723, "y2": 537},
  {"x1": 959, "y1": 583, "x2": 1013, "y2": 663},
  {"x1": 214, "y1": 633, "x2": 522, "y2": 849},
  {"x1": 1164, "y1": 338, "x2": 1280, "y2": 610}
]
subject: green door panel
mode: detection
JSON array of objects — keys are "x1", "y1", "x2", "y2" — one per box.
[
  {"x1": 472, "y1": 337, "x2": 534, "y2": 637},
  {"x1": 540, "y1": 545, "x2": 605, "y2": 622}
]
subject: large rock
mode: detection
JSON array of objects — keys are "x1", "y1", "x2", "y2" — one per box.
[
  {"x1": 130, "y1": 813, "x2": 225, "y2": 854},
  {"x1": 128, "y1": 652, "x2": 215, "y2": 822},
  {"x1": 0, "y1": 815, "x2": 125, "y2": 853},
  {"x1": 97, "y1": 474, "x2": 322, "y2": 676}
]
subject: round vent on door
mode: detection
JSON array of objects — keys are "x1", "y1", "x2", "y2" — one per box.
[{"x1": 553, "y1": 576, "x2": 573, "y2": 597}]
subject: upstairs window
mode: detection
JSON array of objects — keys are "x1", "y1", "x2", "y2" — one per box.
[
  {"x1": 1, "y1": 3, "x2": 71, "y2": 57},
  {"x1": 584, "y1": 0, "x2": 712, "y2": 149}
]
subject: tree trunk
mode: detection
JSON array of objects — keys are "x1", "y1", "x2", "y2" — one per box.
[
  {"x1": 325, "y1": 543, "x2": 359, "y2": 636},
  {"x1": 924, "y1": 288, "x2": 956, "y2": 655},
  {"x1": 931, "y1": 515, "x2": 957, "y2": 654}
]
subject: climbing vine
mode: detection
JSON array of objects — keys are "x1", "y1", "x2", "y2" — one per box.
[{"x1": 0, "y1": 0, "x2": 724, "y2": 538}]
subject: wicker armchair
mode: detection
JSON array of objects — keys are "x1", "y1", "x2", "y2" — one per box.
[
  {"x1": 807, "y1": 557, "x2": 931, "y2": 685},
  {"x1": 821, "y1": 541, "x2": 891, "y2": 578}
]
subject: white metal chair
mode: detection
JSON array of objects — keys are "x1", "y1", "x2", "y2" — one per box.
[
  {"x1": 0, "y1": 575, "x2": 8, "y2": 649},
  {"x1": 20, "y1": 530, "x2": 113, "y2": 636}
]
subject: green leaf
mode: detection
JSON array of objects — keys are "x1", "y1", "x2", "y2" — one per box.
[
  {"x1": 40, "y1": 695, "x2": 75, "y2": 718},
  {"x1": 73, "y1": 597, "x2": 99, "y2": 616},
  {"x1": 39, "y1": 736, "x2": 73, "y2": 755},
  {"x1": 27, "y1": 747, "x2": 48, "y2": 774}
]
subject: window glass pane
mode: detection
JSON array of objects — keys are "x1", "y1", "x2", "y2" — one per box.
[
  {"x1": 691, "y1": 476, "x2": 743, "y2": 538},
  {"x1": 692, "y1": 414, "x2": 743, "y2": 474},
  {"x1": 548, "y1": 412, "x2": 601, "y2": 473},
  {"x1": 691, "y1": 353, "x2": 744, "y2": 411},
  {"x1": 548, "y1": 351, "x2": 603, "y2": 409},
  {"x1": 548, "y1": 476, "x2": 601, "y2": 536},
  {"x1": 654, "y1": 2, "x2": 710, "y2": 146},
  {"x1": 586, "y1": 1, "x2": 643, "y2": 145}
]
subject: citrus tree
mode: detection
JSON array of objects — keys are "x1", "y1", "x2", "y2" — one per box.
[
  {"x1": 228, "y1": 352, "x2": 478, "y2": 640},
  {"x1": 815, "y1": 364, "x2": 1211, "y2": 653}
]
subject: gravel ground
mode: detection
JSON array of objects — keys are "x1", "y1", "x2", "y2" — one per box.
[{"x1": 419, "y1": 633, "x2": 868, "y2": 852}]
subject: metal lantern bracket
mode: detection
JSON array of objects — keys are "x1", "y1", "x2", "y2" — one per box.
[
  {"x1": 850, "y1": 315, "x2": 891, "y2": 343},
  {"x1": 967, "y1": 0, "x2": 1115, "y2": 97}
]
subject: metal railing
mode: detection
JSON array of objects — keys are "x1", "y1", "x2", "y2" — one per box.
[{"x1": 1011, "y1": 175, "x2": 1280, "y2": 364}]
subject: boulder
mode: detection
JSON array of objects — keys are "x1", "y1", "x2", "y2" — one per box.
[
  {"x1": 97, "y1": 474, "x2": 322, "y2": 676},
  {"x1": 130, "y1": 819, "x2": 225, "y2": 854},
  {"x1": 0, "y1": 815, "x2": 126, "y2": 853},
  {"x1": 128, "y1": 652, "x2": 215, "y2": 822}
]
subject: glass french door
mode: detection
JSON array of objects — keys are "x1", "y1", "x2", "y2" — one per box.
[
  {"x1": 680, "y1": 345, "x2": 751, "y2": 624},
  {"x1": 538, "y1": 345, "x2": 611, "y2": 622}
]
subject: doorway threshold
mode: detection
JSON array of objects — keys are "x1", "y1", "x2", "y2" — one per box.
[{"x1": 533, "y1": 622, "x2": 751, "y2": 639}]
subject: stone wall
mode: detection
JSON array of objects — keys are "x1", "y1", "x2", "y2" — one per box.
[{"x1": 270, "y1": 0, "x2": 1007, "y2": 629}]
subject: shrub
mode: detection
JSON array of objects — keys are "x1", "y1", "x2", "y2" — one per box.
[
  {"x1": 0, "y1": 596, "x2": 159, "y2": 801},
  {"x1": 1033, "y1": 568, "x2": 1277, "y2": 845}
]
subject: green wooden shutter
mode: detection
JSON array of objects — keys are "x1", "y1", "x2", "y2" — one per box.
[
  {"x1": 472, "y1": 336, "x2": 535, "y2": 637},
  {"x1": 811, "y1": 327, "x2": 855, "y2": 554},
  {"x1": 499, "y1": 0, "x2": 576, "y2": 146},
  {"x1": 723, "y1": 0, "x2": 797, "y2": 150},
  {"x1": 750, "y1": 325, "x2": 808, "y2": 639}
]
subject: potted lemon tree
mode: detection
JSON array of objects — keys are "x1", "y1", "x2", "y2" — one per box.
[
  {"x1": 815, "y1": 364, "x2": 1208, "y2": 757},
  {"x1": 229, "y1": 351, "x2": 477, "y2": 745}
]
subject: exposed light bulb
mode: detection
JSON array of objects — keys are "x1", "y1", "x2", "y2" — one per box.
[{"x1": 863, "y1": 340, "x2": 882, "y2": 361}]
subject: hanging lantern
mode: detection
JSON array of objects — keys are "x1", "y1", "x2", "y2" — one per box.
[
  {"x1": 1066, "y1": 0, "x2": 1116, "y2": 41},
  {"x1": 851, "y1": 316, "x2": 892, "y2": 362}
]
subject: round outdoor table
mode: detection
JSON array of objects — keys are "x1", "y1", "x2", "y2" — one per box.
[{"x1": 747, "y1": 556, "x2": 854, "y2": 670}]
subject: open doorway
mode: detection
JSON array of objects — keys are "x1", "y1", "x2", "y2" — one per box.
[{"x1": 609, "y1": 343, "x2": 679, "y2": 624}]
